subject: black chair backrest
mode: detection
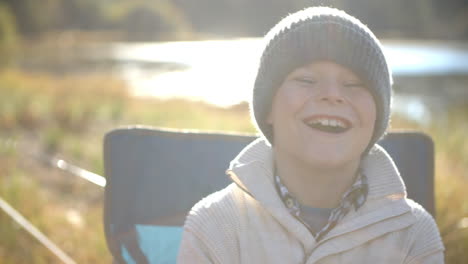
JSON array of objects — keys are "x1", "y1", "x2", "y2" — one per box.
[{"x1": 103, "y1": 127, "x2": 434, "y2": 263}]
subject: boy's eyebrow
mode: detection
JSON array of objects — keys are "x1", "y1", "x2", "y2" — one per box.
[
  {"x1": 339, "y1": 71, "x2": 362, "y2": 82},
  {"x1": 291, "y1": 67, "x2": 317, "y2": 76}
]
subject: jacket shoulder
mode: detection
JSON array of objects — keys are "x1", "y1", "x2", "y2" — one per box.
[
  {"x1": 179, "y1": 184, "x2": 242, "y2": 263},
  {"x1": 404, "y1": 199, "x2": 445, "y2": 262},
  {"x1": 183, "y1": 183, "x2": 242, "y2": 239},
  {"x1": 186, "y1": 184, "x2": 239, "y2": 220}
]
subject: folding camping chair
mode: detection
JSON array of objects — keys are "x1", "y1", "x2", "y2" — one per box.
[{"x1": 103, "y1": 127, "x2": 435, "y2": 264}]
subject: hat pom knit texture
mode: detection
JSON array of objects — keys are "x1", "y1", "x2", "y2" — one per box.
[{"x1": 250, "y1": 7, "x2": 393, "y2": 152}]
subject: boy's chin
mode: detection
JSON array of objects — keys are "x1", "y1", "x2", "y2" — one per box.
[{"x1": 301, "y1": 149, "x2": 362, "y2": 171}]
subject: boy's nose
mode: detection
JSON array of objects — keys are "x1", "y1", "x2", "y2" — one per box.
[{"x1": 318, "y1": 83, "x2": 345, "y2": 104}]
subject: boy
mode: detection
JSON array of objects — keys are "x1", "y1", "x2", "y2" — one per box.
[{"x1": 178, "y1": 7, "x2": 444, "y2": 263}]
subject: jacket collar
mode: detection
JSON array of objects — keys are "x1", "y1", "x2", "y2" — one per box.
[
  {"x1": 227, "y1": 139, "x2": 316, "y2": 246},
  {"x1": 227, "y1": 138, "x2": 407, "y2": 202},
  {"x1": 226, "y1": 138, "x2": 416, "y2": 256}
]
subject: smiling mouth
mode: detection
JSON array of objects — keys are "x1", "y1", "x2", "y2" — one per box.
[{"x1": 303, "y1": 116, "x2": 352, "y2": 134}]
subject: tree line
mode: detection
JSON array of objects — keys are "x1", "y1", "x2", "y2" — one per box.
[{"x1": 0, "y1": 0, "x2": 467, "y2": 42}]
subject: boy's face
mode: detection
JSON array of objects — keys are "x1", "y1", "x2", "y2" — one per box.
[{"x1": 267, "y1": 60, "x2": 376, "y2": 170}]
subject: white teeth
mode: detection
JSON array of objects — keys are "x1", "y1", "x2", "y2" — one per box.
[{"x1": 309, "y1": 118, "x2": 346, "y2": 128}]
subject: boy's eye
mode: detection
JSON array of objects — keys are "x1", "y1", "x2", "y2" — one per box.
[{"x1": 295, "y1": 77, "x2": 317, "y2": 85}]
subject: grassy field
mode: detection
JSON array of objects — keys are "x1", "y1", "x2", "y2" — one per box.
[{"x1": 0, "y1": 68, "x2": 467, "y2": 263}]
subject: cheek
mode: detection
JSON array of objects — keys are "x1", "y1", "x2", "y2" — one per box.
[
  {"x1": 349, "y1": 88, "x2": 376, "y2": 125},
  {"x1": 277, "y1": 87, "x2": 309, "y2": 111},
  {"x1": 360, "y1": 95, "x2": 377, "y2": 128},
  {"x1": 268, "y1": 88, "x2": 304, "y2": 124}
]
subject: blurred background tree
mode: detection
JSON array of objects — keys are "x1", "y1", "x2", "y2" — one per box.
[
  {"x1": 0, "y1": 2, "x2": 18, "y2": 67},
  {"x1": 0, "y1": 0, "x2": 192, "y2": 41}
]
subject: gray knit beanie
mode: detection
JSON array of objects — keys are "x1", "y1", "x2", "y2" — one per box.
[{"x1": 251, "y1": 6, "x2": 392, "y2": 153}]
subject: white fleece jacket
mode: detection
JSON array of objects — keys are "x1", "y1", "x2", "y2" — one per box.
[{"x1": 178, "y1": 139, "x2": 444, "y2": 263}]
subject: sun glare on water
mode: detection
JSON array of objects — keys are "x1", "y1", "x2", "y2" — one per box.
[
  {"x1": 115, "y1": 38, "x2": 263, "y2": 107},
  {"x1": 111, "y1": 38, "x2": 468, "y2": 125}
]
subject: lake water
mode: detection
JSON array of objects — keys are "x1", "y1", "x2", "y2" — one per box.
[{"x1": 96, "y1": 38, "x2": 468, "y2": 124}]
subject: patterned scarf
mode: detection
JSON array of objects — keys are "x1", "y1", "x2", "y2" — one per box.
[{"x1": 274, "y1": 170, "x2": 368, "y2": 241}]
